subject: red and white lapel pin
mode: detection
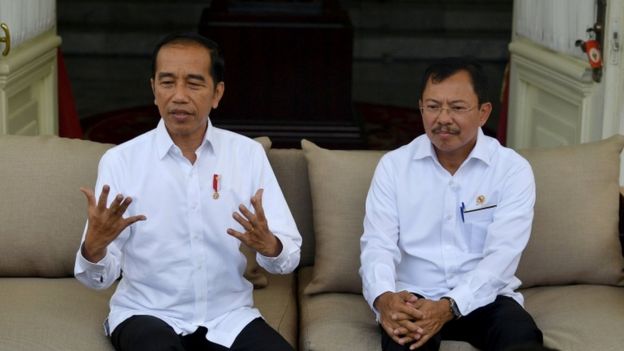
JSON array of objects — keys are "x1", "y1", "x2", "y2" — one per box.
[{"x1": 212, "y1": 174, "x2": 220, "y2": 200}]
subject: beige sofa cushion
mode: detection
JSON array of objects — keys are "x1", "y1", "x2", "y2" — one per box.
[
  {"x1": 0, "y1": 136, "x2": 112, "y2": 277},
  {"x1": 516, "y1": 135, "x2": 624, "y2": 287},
  {"x1": 301, "y1": 140, "x2": 385, "y2": 294},
  {"x1": 254, "y1": 272, "x2": 298, "y2": 348},
  {"x1": 267, "y1": 149, "x2": 316, "y2": 267},
  {"x1": 0, "y1": 278, "x2": 115, "y2": 351},
  {"x1": 522, "y1": 284, "x2": 624, "y2": 350}
]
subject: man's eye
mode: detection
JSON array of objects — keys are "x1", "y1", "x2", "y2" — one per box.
[
  {"x1": 426, "y1": 106, "x2": 441, "y2": 111},
  {"x1": 451, "y1": 106, "x2": 469, "y2": 112}
]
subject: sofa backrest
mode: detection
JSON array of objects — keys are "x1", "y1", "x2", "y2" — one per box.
[
  {"x1": 267, "y1": 148, "x2": 316, "y2": 267},
  {"x1": 0, "y1": 135, "x2": 113, "y2": 277}
]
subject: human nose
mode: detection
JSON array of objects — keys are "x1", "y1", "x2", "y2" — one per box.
[
  {"x1": 172, "y1": 82, "x2": 189, "y2": 103},
  {"x1": 436, "y1": 107, "x2": 453, "y2": 123}
]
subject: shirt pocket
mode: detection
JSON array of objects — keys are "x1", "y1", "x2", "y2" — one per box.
[{"x1": 464, "y1": 207, "x2": 495, "y2": 253}]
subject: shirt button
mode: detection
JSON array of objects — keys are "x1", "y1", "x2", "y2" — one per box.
[{"x1": 446, "y1": 214, "x2": 452, "y2": 221}]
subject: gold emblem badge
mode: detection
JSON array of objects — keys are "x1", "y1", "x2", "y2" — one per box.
[{"x1": 476, "y1": 195, "x2": 485, "y2": 205}]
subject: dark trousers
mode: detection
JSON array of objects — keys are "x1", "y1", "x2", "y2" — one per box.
[
  {"x1": 111, "y1": 315, "x2": 294, "y2": 351},
  {"x1": 381, "y1": 296, "x2": 543, "y2": 351}
]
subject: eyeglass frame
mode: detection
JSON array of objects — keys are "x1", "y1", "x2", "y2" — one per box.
[{"x1": 419, "y1": 104, "x2": 481, "y2": 118}]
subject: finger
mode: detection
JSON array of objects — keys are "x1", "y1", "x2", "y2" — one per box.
[
  {"x1": 398, "y1": 290, "x2": 417, "y2": 302},
  {"x1": 396, "y1": 335, "x2": 414, "y2": 345},
  {"x1": 238, "y1": 204, "x2": 256, "y2": 223},
  {"x1": 250, "y1": 189, "x2": 265, "y2": 220},
  {"x1": 80, "y1": 187, "x2": 96, "y2": 208},
  {"x1": 410, "y1": 333, "x2": 431, "y2": 350},
  {"x1": 124, "y1": 215, "x2": 147, "y2": 227},
  {"x1": 393, "y1": 326, "x2": 409, "y2": 336},
  {"x1": 405, "y1": 294, "x2": 419, "y2": 304},
  {"x1": 381, "y1": 321, "x2": 400, "y2": 342},
  {"x1": 227, "y1": 228, "x2": 247, "y2": 244},
  {"x1": 232, "y1": 212, "x2": 253, "y2": 232},
  {"x1": 97, "y1": 185, "x2": 111, "y2": 210},
  {"x1": 391, "y1": 311, "x2": 416, "y2": 322},
  {"x1": 397, "y1": 302, "x2": 424, "y2": 320},
  {"x1": 116, "y1": 197, "x2": 134, "y2": 216},
  {"x1": 396, "y1": 319, "x2": 422, "y2": 334},
  {"x1": 109, "y1": 194, "x2": 125, "y2": 215},
  {"x1": 387, "y1": 331, "x2": 403, "y2": 346}
]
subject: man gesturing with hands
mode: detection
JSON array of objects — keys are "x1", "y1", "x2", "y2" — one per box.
[{"x1": 74, "y1": 33, "x2": 301, "y2": 351}]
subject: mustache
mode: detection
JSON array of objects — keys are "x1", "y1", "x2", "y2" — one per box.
[{"x1": 431, "y1": 124, "x2": 460, "y2": 134}]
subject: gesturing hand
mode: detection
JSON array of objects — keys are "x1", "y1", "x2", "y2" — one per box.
[
  {"x1": 374, "y1": 291, "x2": 425, "y2": 346},
  {"x1": 80, "y1": 185, "x2": 146, "y2": 263},
  {"x1": 227, "y1": 188, "x2": 282, "y2": 257}
]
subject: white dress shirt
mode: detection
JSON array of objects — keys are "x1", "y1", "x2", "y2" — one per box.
[
  {"x1": 74, "y1": 119, "x2": 301, "y2": 347},
  {"x1": 360, "y1": 129, "x2": 535, "y2": 317}
]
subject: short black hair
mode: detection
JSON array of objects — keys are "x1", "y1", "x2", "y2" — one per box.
[
  {"x1": 419, "y1": 57, "x2": 489, "y2": 105},
  {"x1": 151, "y1": 32, "x2": 224, "y2": 84}
]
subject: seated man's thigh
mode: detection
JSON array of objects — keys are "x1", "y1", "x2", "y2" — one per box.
[
  {"x1": 443, "y1": 296, "x2": 542, "y2": 351},
  {"x1": 111, "y1": 315, "x2": 185, "y2": 351},
  {"x1": 231, "y1": 318, "x2": 293, "y2": 351}
]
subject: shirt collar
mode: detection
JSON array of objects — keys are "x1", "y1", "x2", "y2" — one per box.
[
  {"x1": 155, "y1": 118, "x2": 216, "y2": 160},
  {"x1": 412, "y1": 128, "x2": 492, "y2": 166},
  {"x1": 468, "y1": 128, "x2": 491, "y2": 166}
]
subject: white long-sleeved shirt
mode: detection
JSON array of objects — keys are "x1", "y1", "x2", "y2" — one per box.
[
  {"x1": 74, "y1": 119, "x2": 301, "y2": 347},
  {"x1": 360, "y1": 129, "x2": 535, "y2": 317}
]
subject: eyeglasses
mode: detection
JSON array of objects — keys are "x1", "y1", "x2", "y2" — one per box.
[{"x1": 420, "y1": 105, "x2": 476, "y2": 118}]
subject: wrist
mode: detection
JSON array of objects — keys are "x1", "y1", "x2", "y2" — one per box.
[
  {"x1": 82, "y1": 240, "x2": 107, "y2": 263},
  {"x1": 265, "y1": 234, "x2": 282, "y2": 257},
  {"x1": 373, "y1": 291, "x2": 392, "y2": 311},
  {"x1": 441, "y1": 297, "x2": 462, "y2": 320}
]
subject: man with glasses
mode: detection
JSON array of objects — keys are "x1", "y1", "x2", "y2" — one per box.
[{"x1": 359, "y1": 57, "x2": 543, "y2": 351}]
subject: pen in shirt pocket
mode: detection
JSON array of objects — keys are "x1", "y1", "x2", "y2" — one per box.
[
  {"x1": 460, "y1": 202, "x2": 497, "y2": 222},
  {"x1": 460, "y1": 202, "x2": 466, "y2": 222}
]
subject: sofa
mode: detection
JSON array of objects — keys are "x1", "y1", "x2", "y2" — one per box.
[{"x1": 0, "y1": 133, "x2": 623, "y2": 351}]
